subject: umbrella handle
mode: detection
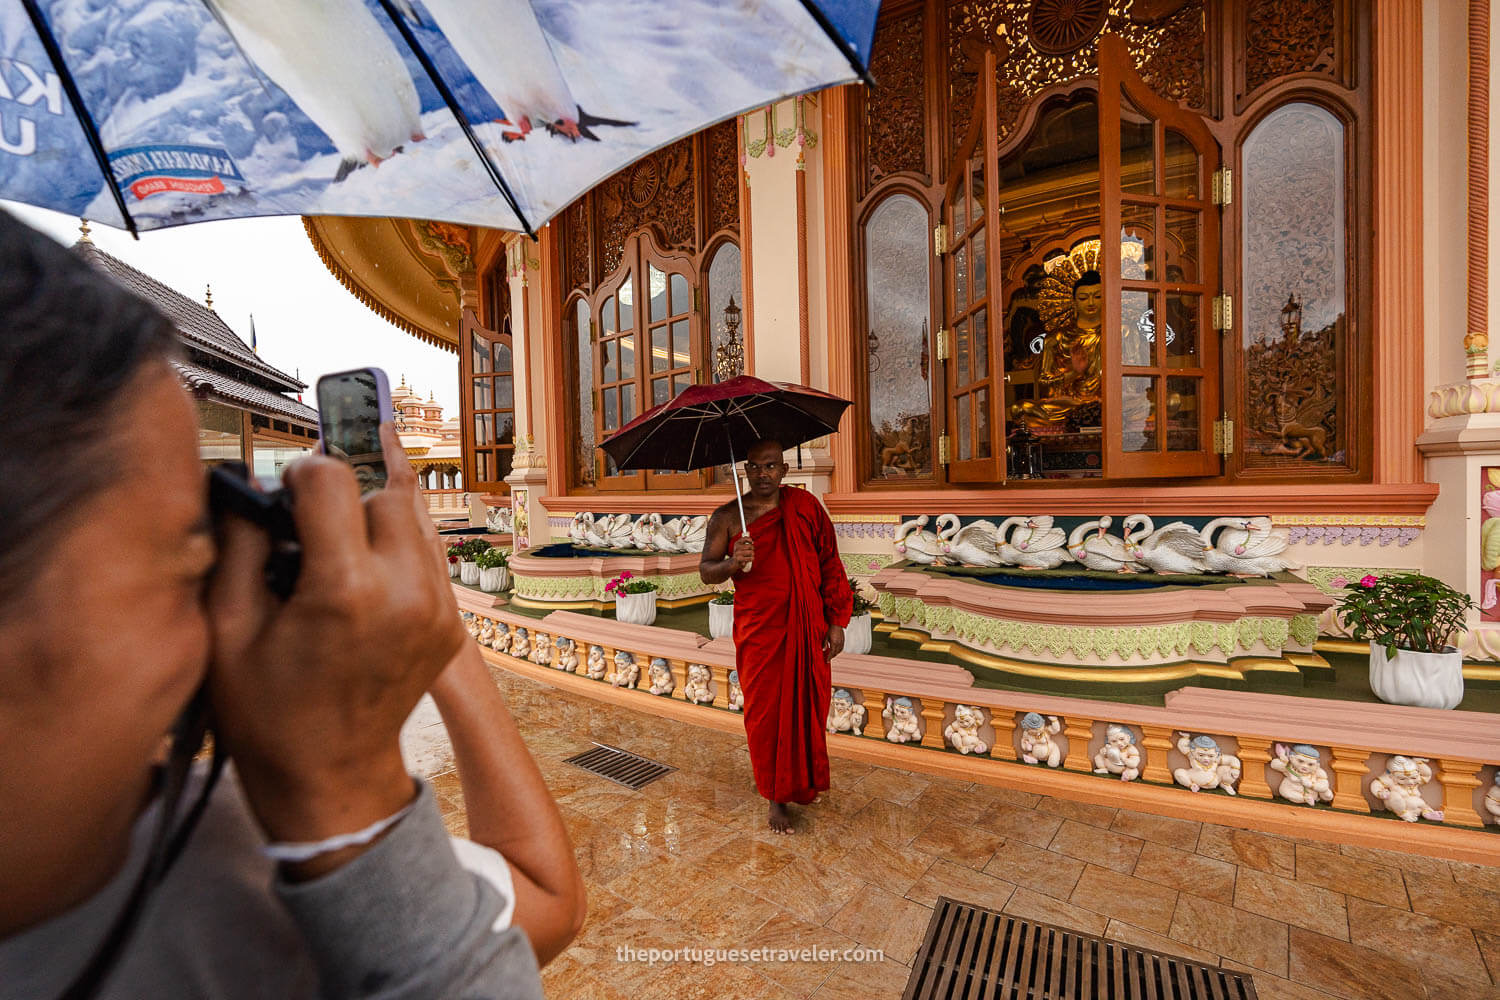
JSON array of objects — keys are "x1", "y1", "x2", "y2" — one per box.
[{"x1": 726, "y1": 423, "x2": 752, "y2": 575}]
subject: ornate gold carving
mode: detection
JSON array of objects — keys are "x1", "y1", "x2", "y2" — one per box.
[
  {"x1": 866, "y1": 9, "x2": 927, "y2": 185},
  {"x1": 413, "y1": 220, "x2": 475, "y2": 277},
  {"x1": 1028, "y1": 0, "x2": 1109, "y2": 56},
  {"x1": 596, "y1": 140, "x2": 695, "y2": 276},
  {"x1": 1243, "y1": 0, "x2": 1337, "y2": 97},
  {"x1": 704, "y1": 119, "x2": 740, "y2": 237},
  {"x1": 563, "y1": 201, "x2": 590, "y2": 292}
]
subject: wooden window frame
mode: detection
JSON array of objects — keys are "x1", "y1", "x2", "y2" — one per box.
[{"x1": 459, "y1": 310, "x2": 515, "y2": 495}]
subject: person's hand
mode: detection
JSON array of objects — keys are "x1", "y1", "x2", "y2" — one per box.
[
  {"x1": 207, "y1": 423, "x2": 464, "y2": 855},
  {"x1": 731, "y1": 535, "x2": 754, "y2": 572},
  {"x1": 824, "y1": 624, "x2": 845, "y2": 659}
]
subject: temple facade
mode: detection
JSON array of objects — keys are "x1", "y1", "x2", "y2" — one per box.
[
  {"x1": 392, "y1": 377, "x2": 469, "y2": 520},
  {"x1": 307, "y1": 1, "x2": 1500, "y2": 861}
]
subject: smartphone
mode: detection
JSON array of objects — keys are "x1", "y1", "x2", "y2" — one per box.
[{"x1": 317, "y1": 367, "x2": 392, "y2": 495}]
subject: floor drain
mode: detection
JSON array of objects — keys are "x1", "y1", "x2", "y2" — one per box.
[
  {"x1": 904, "y1": 897, "x2": 1258, "y2": 1000},
  {"x1": 564, "y1": 743, "x2": 675, "y2": 790}
]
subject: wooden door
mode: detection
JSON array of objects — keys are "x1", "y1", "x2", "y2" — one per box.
[{"x1": 460, "y1": 309, "x2": 515, "y2": 494}]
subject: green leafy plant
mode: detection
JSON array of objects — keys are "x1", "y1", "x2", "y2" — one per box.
[
  {"x1": 605, "y1": 570, "x2": 657, "y2": 596},
  {"x1": 474, "y1": 547, "x2": 508, "y2": 570},
  {"x1": 446, "y1": 540, "x2": 464, "y2": 565},
  {"x1": 1339, "y1": 572, "x2": 1476, "y2": 657},
  {"x1": 849, "y1": 577, "x2": 874, "y2": 616},
  {"x1": 460, "y1": 538, "x2": 492, "y2": 560},
  {"x1": 711, "y1": 589, "x2": 735, "y2": 605}
]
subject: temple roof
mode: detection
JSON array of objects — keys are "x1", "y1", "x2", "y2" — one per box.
[{"x1": 174, "y1": 360, "x2": 319, "y2": 428}]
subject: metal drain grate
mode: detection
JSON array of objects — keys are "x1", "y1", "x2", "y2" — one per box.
[
  {"x1": 563, "y1": 743, "x2": 675, "y2": 790},
  {"x1": 905, "y1": 897, "x2": 1258, "y2": 1000}
]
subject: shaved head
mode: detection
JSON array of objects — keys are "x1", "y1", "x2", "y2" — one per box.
[{"x1": 746, "y1": 439, "x2": 784, "y2": 463}]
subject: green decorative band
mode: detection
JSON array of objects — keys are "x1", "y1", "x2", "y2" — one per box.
[
  {"x1": 512, "y1": 570, "x2": 711, "y2": 603},
  {"x1": 1303, "y1": 566, "x2": 1396, "y2": 596},
  {"x1": 842, "y1": 553, "x2": 896, "y2": 577}
]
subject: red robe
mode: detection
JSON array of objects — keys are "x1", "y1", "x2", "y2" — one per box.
[{"x1": 731, "y1": 486, "x2": 853, "y2": 804}]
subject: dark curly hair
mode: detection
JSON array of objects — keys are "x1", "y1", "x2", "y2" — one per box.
[{"x1": 0, "y1": 210, "x2": 178, "y2": 610}]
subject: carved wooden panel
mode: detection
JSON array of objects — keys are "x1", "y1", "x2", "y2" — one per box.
[
  {"x1": 703, "y1": 119, "x2": 740, "y2": 238},
  {"x1": 1242, "y1": 0, "x2": 1337, "y2": 99},
  {"x1": 562, "y1": 200, "x2": 590, "y2": 293},
  {"x1": 595, "y1": 140, "x2": 695, "y2": 277},
  {"x1": 866, "y1": 8, "x2": 929, "y2": 186}
]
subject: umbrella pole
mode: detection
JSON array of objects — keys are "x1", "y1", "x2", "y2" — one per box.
[{"x1": 725, "y1": 426, "x2": 752, "y2": 573}]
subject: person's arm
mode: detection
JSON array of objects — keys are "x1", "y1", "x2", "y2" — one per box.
[
  {"x1": 812, "y1": 501, "x2": 853, "y2": 656},
  {"x1": 699, "y1": 507, "x2": 751, "y2": 585},
  {"x1": 428, "y1": 643, "x2": 586, "y2": 965}
]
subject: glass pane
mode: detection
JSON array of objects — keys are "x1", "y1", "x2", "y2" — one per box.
[
  {"x1": 492, "y1": 341, "x2": 512, "y2": 373},
  {"x1": 471, "y1": 332, "x2": 491, "y2": 373},
  {"x1": 673, "y1": 373, "x2": 690, "y2": 395},
  {"x1": 496, "y1": 448, "x2": 514, "y2": 481},
  {"x1": 973, "y1": 308, "x2": 988, "y2": 379},
  {"x1": 1164, "y1": 129, "x2": 1199, "y2": 199},
  {"x1": 1120, "y1": 202, "x2": 1155, "y2": 281},
  {"x1": 474, "y1": 450, "x2": 491, "y2": 483},
  {"x1": 1243, "y1": 103, "x2": 1346, "y2": 468},
  {"x1": 619, "y1": 334, "x2": 635, "y2": 379},
  {"x1": 472, "y1": 377, "x2": 493, "y2": 410},
  {"x1": 495, "y1": 375, "x2": 514, "y2": 410},
  {"x1": 649, "y1": 264, "x2": 667, "y2": 323},
  {"x1": 953, "y1": 240, "x2": 969, "y2": 314},
  {"x1": 474, "y1": 412, "x2": 494, "y2": 446},
  {"x1": 574, "y1": 298, "x2": 595, "y2": 487},
  {"x1": 972, "y1": 228, "x2": 986, "y2": 302},
  {"x1": 652, "y1": 377, "x2": 670, "y2": 406},
  {"x1": 670, "y1": 272, "x2": 689, "y2": 315},
  {"x1": 1166, "y1": 376, "x2": 1200, "y2": 450},
  {"x1": 1164, "y1": 293, "x2": 1200, "y2": 368},
  {"x1": 707, "y1": 243, "x2": 743, "y2": 368},
  {"x1": 652, "y1": 326, "x2": 669, "y2": 372},
  {"x1": 1121, "y1": 99, "x2": 1155, "y2": 196},
  {"x1": 1164, "y1": 208, "x2": 1200, "y2": 284},
  {"x1": 865, "y1": 194, "x2": 934, "y2": 479},
  {"x1": 671, "y1": 319, "x2": 690, "y2": 368},
  {"x1": 603, "y1": 387, "x2": 618, "y2": 430},
  {"x1": 602, "y1": 296, "x2": 617, "y2": 335},
  {"x1": 1120, "y1": 290, "x2": 1153, "y2": 367},
  {"x1": 957, "y1": 394, "x2": 972, "y2": 461},
  {"x1": 956, "y1": 317, "x2": 970, "y2": 385},
  {"x1": 601, "y1": 339, "x2": 617, "y2": 383},
  {"x1": 621, "y1": 386, "x2": 636, "y2": 424},
  {"x1": 1122, "y1": 376, "x2": 1157, "y2": 452},
  {"x1": 975, "y1": 387, "x2": 991, "y2": 458},
  {"x1": 617, "y1": 272, "x2": 634, "y2": 314},
  {"x1": 498, "y1": 412, "x2": 514, "y2": 446}
]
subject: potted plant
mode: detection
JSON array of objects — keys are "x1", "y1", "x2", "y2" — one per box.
[
  {"x1": 475, "y1": 546, "x2": 510, "y2": 593},
  {"x1": 1339, "y1": 572, "x2": 1476, "y2": 709},
  {"x1": 844, "y1": 578, "x2": 874, "y2": 656},
  {"x1": 708, "y1": 589, "x2": 734, "y2": 639},
  {"x1": 606, "y1": 570, "x2": 658, "y2": 626},
  {"x1": 459, "y1": 538, "x2": 490, "y2": 587},
  {"x1": 445, "y1": 540, "x2": 463, "y2": 578}
]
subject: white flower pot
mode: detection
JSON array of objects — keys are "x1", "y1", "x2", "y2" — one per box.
[
  {"x1": 708, "y1": 601, "x2": 734, "y2": 639},
  {"x1": 1369, "y1": 643, "x2": 1464, "y2": 710},
  {"x1": 479, "y1": 566, "x2": 510, "y2": 593},
  {"x1": 460, "y1": 560, "x2": 480, "y2": 586},
  {"x1": 844, "y1": 613, "x2": 873, "y2": 656},
  {"x1": 448, "y1": 560, "x2": 461, "y2": 578},
  {"x1": 616, "y1": 590, "x2": 658, "y2": 626}
]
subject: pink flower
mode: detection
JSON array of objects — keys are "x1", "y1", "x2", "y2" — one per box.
[
  {"x1": 620, "y1": 570, "x2": 633, "y2": 580},
  {"x1": 1359, "y1": 575, "x2": 1378, "y2": 588},
  {"x1": 1329, "y1": 575, "x2": 1348, "y2": 589},
  {"x1": 448, "y1": 555, "x2": 458, "y2": 565}
]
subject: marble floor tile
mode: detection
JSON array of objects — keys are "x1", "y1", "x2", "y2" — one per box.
[
  {"x1": 702, "y1": 837, "x2": 799, "y2": 883},
  {"x1": 908, "y1": 784, "x2": 991, "y2": 827},
  {"x1": 970, "y1": 805, "x2": 1066, "y2": 849},
  {"x1": 825, "y1": 885, "x2": 935, "y2": 965},
  {"x1": 742, "y1": 911, "x2": 857, "y2": 996},
  {"x1": 967, "y1": 782, "x2": 1044, "y2": 811},
  {"x1": 1234, "y1": 868, "x2": 1349, "y2": 940},
  {"x1": 1108, "y1": 808, "x2": 1202, "y2": 851},
  {"x1": 558, "y1": 782, "x2": 650, "y2": 820},
  {"x1": 841, "y1": 796, "x2": 930, "y2": 847},
  {"x1": 1168, "y1": 893, "x2": 1289, "y2": 978},
  {"x1": 1131, "y1": 842, "x2": 1237, "y2": 904},
  {"x1": 756, "y1": 856, "x2": 871, "y2": 927},
  {"x1": 1219, "y1": 960, "x2": 1344, "y2": 1000},
  {"x1": 1196, "y1": 824, "x2": 1296, "y2": 879},
  {"x1": 1293, "y1": 844, "x2": 1410, "y2": 910},
  {"x1": 1287, "y1": 927, "x2": 1423, "y2": 1000},
  {"x1": 851, "y1": 766, "x2": 930, "y2": 806},
  {"x1": 1001, "y1": 886, "x2": 1109, "y2": 937},
  {"x1": 599, "y1": 796, "x2": 741, "y2": 864},
  {"x1": 1104, "y1": 919, "x2": 1220, "y2": 966},
  {"x1": 1345, "y1": 896, "x2": 1491, "y2": 986},
  {"x1": 1403, "y1": 869, "x2": 1500, "y2": 931},
  {"x1": 983, "y1": 837, "x2": 1086, "y2": 900},
  {"x1": 604, "y1": 853, "x2": 720, "y2": 921},
  {"x1": 806, "y1": 958, "x2": 916, "y2": 1000},
  {"x1": 1338, "y1": 843, "x2": 1452, "y2": 879},
  {"x1": 831, "y1": 835, "x2": 935, "y2": 896},
  {"x1": 1448, "y1": 860, "x2": 1500, "y2": 895},
  {"x1": 1479, "y1": 930, "x2": 1500, "y2": 984},
  {"x1": 648, "y1": 960, "x2": 801, "y2": 1000},
  {"x1": 1069, "y1": 864, "x2": 1179, "y2": 934},
  {"x1": 673, "y1": 882, "x2": 787, "y2": 949},
  {"x1": 1034, "y1": 795, "x2": 1119, "y2": 829},
  {"x1": 908, "y1": 817, "x2": 1004, "y2": 870},
  {"x1": 904, "y1": 858, "x2": 1018, "y2": 912},
  {"x1": 1047, "y1": 819, "x2": 1144, "y2": 874}
]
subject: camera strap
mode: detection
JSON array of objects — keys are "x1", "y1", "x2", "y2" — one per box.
[{"x1": 55, "y1": 685, "x2": 224, "y2": 1000}]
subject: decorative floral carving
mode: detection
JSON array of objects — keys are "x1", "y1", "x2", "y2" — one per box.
[
  {"x1": 563, "y1": 200, "x2": 590, "y2": 293},
  {"x1": 704, "y1": 119, "x2": 740, "y2": 238},
  {"x1": 866, "y1": 9, "x2": 928, "y2": 185},
  {"x1": 1028, "y1": 0, "x2": 1108, "y2": 56},
  {"x1": 597, "y1": 141, "x2": 695, "y2": 276},
  {"x1": 1243, "y1": 0, "x2": 1337, "y2": 98}
]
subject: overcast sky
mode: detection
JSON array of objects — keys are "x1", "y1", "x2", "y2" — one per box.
[{"x1": 2, "y1": 202, "x2": 459, "y2": 415}]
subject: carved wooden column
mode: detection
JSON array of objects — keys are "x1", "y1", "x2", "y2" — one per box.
[
  {"x1": 1138, "y1": 725, "x2": 1176, "y2": 785},
  {"x1": 1466, "y1": 0, "x2": 1491, "y2": 378},
  {"x1": 861, "y1": 689, "x2": 888, "y2": 739},
  {"x1": 1435, "y1": 758, "x2": 1487, "y2": 827},
  {"x1": 710, "y1": 663, "x2": 732, "y2": 710},
  {"x1": 669, "y1": 659, "x2": 688, "y2": 700},
  {"x1": 821, "y1": 86, "x2": 858, "y2": 495},
  {"x1": 989, "y1": 711, "x2": 1018, "y2": 762},
  {"x1": 1234, "y1": 737, "x2": 1275, "y2": 800},
  {"x1": 919, "y1": 698, "x2": 947, "y2": 750},
  {"x1": 1062, "y1": 717, "x2": 1094, "y2": 772},
  {"x1": 1327, "y1": 746, "x2": 1373, "y2": 812}
]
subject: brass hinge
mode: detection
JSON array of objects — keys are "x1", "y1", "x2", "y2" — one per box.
[
  {"x1": 1211, "y1": 167, "x2": 1233, "y2": 206},
  {"x1": 1213, "y1": 414, "x2": 1234, "y2": 456},
  {"x1": 933, "y1": 223, "x2": 949, "y2": 257},
  {"x1": 1212, "y1": 294, "x2": 1233, "y2": 331},
  {"x1": 936, "y1": 326, "x2": 952, "y2": 361},
  {"x1": 938, "y1": 434, "x2": 951, "y2": 465}
]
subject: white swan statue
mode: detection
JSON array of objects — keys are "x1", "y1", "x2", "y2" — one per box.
[
  {"x1": 895, "y1": 515, "x2": 946, "y2": 564},
  {"x1": 998, "y1": 515, "x2": 1074, "y2": 569},
  {"x1": 1199, "y1": 516, "x2": 1299, "y2": 576},
  {"x1": 569, "y1": 511, "x2": 591, "y2": 546},
  {"x1": 629, "y1": 515, "x2": 656, "y2": 551},
  {"x1": 648, "y1": 513, "x2": 683, "y2": 553},
  {"x1": 598, "y1": 512, "x2": 635, "y2": 549},
  {"x1": 1123, "y1": 514, "x2": 1210, "y2": 575},
  {"x1": 677, "y1": 515, "x2": 709, "y2": 553},
  {"x1": 582, "y1": 512, "x2": 610, "y2": 548},
  {"x1": 942, "y1": 518, "x2": 1007, "y2": 567},
  {"x1": 1069, "y1": 515, "x2": 1143, "y2": 573}
]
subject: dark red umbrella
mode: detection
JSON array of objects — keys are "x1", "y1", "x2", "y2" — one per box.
[{"x1": 599, "y1": 374, "x2": 851, "y2": 542}]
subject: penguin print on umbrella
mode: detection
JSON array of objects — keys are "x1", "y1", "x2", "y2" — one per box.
[
  {"x1": 202, "y1": 0, "x2": 426, "y2": 181},
  {"x1": 411, "y1": 0, "x2": 635, "y2": 143}
]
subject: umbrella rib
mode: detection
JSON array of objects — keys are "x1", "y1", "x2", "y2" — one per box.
[
  {"x1": 374, "y1": 0, "x2": 536, "y2": 239},
  {"x1": 19, "y1": 0, "x2": 139, "y2": 239}
]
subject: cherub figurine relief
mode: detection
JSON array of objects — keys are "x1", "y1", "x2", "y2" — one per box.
[
  {"x1": 530, "y1": 632, "x2": 552, "y2": 667},
  {"x1": 509, "y1": 627, "x2": 531, "y2": 660},
  {"x1": 586, "y1": 643, "x2": 607, "y2": 680},
  {"x1": 944, "y1": 704, "x2": 989, "y2": 755},
  {"x1": 727, "y1": 669, "x2": 744, "y2": 711},
  {"x1": 1370, "y1": 756, "x2": 1445, "y2": 823},
  {"x1": 462, "y1": 612, "x2": 479, "y2": 637},
  {"x1": 553, "y1": 637, "x2": 579, "y2": 672},
  {"x1": 826, "y1": 688, "x2": 867, "y2": 735},
  {"x1": 883, "y1": 696, "x2": 922, "y2": 743},
  {"x1": 1093, "y1": 724, "x2": 1141, "y2": 781},
  {"x1": 1173, "y1": 733, "x2": 1241, "y2": 794},
  {"x1": 647, "y1": 657, "x2": 674, "y2": 696},
  {"x1": 1270, "y1": 743, "x2": 1333, "y2": 805},
  {"x1": 683, "y1": 664, "x2": 713, "y2": 704},
  {"x1": 476, "y1": 619, "x2": 495, "y2": 647},
  {"x1": 610, "y1": 650, "x2": 639, "y2": 689},
  {"x1": 1019, "y1": 712, "x2": 1063, "y2": 767},
  {"x1": 1486, "y1": 774, "x2": 1500, "y2": 823},
  {"x1": 491, "y1": 622, "x2": 512, "y2": 653}
]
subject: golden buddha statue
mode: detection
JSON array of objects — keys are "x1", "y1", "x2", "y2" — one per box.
[{"x1": 1013, "y1": 270, "x2": 1103, "y2": 430}]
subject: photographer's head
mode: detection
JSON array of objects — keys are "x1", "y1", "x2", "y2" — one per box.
[{"x1": 0, "y1": 210, "x2": 213, "y2": 932}]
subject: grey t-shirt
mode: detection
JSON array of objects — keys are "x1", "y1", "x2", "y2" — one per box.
[{"x1": 0, "y1": 770, "x2": 543, "y2": 999}]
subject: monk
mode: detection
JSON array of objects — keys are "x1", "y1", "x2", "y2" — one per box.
[{"x1": 700, "y1": 439, "x2": 853, "y2": 834}]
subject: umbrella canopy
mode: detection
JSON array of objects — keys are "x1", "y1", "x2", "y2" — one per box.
[
  {"x1": 0, "y1": 0, "x2": 877, "y2": 237},
  {"x1": 600, "y1": 374, "x2": 851, "y2": 472}
]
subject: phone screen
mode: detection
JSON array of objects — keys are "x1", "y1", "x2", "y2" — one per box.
[{"x1": 318, "y1": 369, "x2": 387, "y2": 494}]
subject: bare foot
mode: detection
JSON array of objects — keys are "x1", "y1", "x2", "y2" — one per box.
[{"x1": 768, "y1": 801, "x2": 793, "y2": 834}]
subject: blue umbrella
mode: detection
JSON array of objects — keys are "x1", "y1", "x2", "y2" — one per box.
[{"x1": 0, "y1": 0, "x2": 877, "y2": 237}]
